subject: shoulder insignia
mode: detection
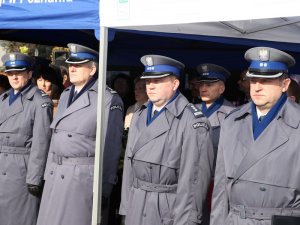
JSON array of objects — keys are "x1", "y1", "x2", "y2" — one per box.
[
  {"x1": 193, "y1": 121, "x2": 209, "y2": 130},
  {"x1": 225, "y1": 105, "x2": 243, "y2": 119},
  {"x1": 187, "y1": 103, "x2": 204, "y2": 118},
  {"x1": 107, "y1": 87, "x2": 117, "y2": 94},
  {"x1": 110, "y1": 104, "x2": 123, "y2": 112},
  {"x1": 41, "y1": 102, "x2": 53, "y2": 108}
]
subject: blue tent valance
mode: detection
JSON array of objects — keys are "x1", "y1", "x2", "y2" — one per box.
[{"x1": 0, "y1": 0, "x2": 99, "y2": 30}]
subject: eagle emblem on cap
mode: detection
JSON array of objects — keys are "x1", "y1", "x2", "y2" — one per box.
[
  {"x1": 145, "y1": 56, "x2": 154, "y2": 66},
  {"x1": 70, "y1": 44, "x2": 77, "y2": 53},
  {"x1": 9, "y1": 53, "x2": 16, "y2": 61},
  {"x1": 259, "y1": 49, "x2": 269, "y2": 62},
  {"x1": 201, "y1": 65, "x2": 209, "y2": 75}
]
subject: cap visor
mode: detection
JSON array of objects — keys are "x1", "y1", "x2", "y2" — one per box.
[
  {"x1": 5, "y1": 67, "x2": 27, "y2": 72},
  {"x1": 140, "y1": 73, "x2": 173, "y2": 79},
  {"x1": 196, "y1": 78, "x2": 220, "y2": 83},
  {"x1": 246, "y1": 71, "x2": 283, "y2": 78},
  {"x1": 65, "y1": 58, "x2": 91, "y2": 64}
]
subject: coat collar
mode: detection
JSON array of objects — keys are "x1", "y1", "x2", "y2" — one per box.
[
  {"x1": 232, "y1": 99, "x2": 299, "y2": 182},
  {"x1": 132, "y1": 92, "x2": 189, "y2": 156},
  {"x1": 51, "y1": 80, "x2": 98, "y2": 127}
]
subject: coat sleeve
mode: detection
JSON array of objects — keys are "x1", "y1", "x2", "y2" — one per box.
[
  {"x1": 173, "y1": 116, "x2": 214, "y2": 225},
  {"x1": 119, "y1": 108, "x2": 139, "y2": 215},
  {"x1": 102, "y1": 93, "x2": 124, "y2": 197},
  {"x1": 210, "y1": 124, "x2": 229, "y2": 225},
  {"x1": 26, "y1": 94, "x2": 53, "y2": 185}
]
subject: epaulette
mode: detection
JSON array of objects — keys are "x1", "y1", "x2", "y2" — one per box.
[
  {"x1": 1, "y1": 90, "x2": 9, "y2": 101},
  {"x1": 225, "y1": 105, "x2": 243, "y2": 119},
  {"x1": 186, "y1": 103, "x2": 204, "y2": 118},
  {"x1": 106, "y1": 86, "x2": 117, "y2": 94}
]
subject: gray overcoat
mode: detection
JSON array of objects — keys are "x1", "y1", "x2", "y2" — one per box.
[
  {"x1": 197, "y1": 99, "x2": 235, "y2": 170},
  {"x1": 37, "y1": 81, "x2": 124, "y2": 225},
  {"x1": 210, "y1": 100, "x2": 300, "y2": 225},
  {"x1": 0, "y1": 84, "x2": 52, "y2": 225},
  {"x1": 120, "y1": 93, "x2": 214, "y2": 225}
]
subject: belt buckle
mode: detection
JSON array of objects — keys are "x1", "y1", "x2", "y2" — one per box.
[
  {"x1": 57, "y1": 156, "x2": 62, "y2": 165},
  {"x1": 240, "y1": 205, "x2": 246, "y2": 219}
]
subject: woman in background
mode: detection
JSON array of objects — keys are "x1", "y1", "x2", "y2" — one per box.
[{"x1": 35, "y1": 64, "x2": 64, "y2": 116}]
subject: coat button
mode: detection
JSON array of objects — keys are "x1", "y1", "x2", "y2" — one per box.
[
  {"x1": 68, "y1": 134, "x2": 72, "y2": 137},
  {"x1": 143, "y1": 213, "x2": 146, "y2": 217},
  {"x1": 6, "y1": 136, "x2": 9, "y2": 139},
  {"x1": 4, "y1": 153, "x2": 8, "y2": 157},
  {"x1": 54, "y1": 129, "x2": 58, "y2": 133},
  {"x1": 50, "y1": 171, "x2": 54, "y2": 175},
  {"x1": 2, "y1": 172, "x2": 6, "y2": 175},
  {"x1": 259, "y1": 187, "x2": 266, "y2": 191},
  {"x1": 61, "y1": 175, "x2": 64, "y2": 179}
]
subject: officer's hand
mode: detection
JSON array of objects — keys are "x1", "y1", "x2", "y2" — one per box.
[
  {"x1": 121, "y1": 215, "x2": 126, "y2": 225},
  {"x1": 102, "y1": 195, "x2": 109, "y2": 209},
  {"x1": 27, "y1": 183, "x2": 42, "y2": 197}
]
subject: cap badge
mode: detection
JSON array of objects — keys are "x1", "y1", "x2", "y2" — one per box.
[
  {"x1": 259, "y1": 49, "x2": 269, "y2": 62},
  {"x1": 145, "y1": 56, "x2": 154, "y2": 66},
  {"x1": 9, "y1": 54, "x2": 16, "y2": 61},
  {"x1": 201, "y1": 65, "x2": 209, "y2": 75},
  {"x1": 70, "y1": 45, "x2": 77, "y2": 53}
]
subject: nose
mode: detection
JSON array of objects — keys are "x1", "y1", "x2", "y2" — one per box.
[{"x1": 252, "y1": 81, "x2": 262, "y2": 91}]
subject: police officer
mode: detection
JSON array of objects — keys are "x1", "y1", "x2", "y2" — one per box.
[
  {"x1": 210, "y1": 47, "x2": 300, "y2": 225},
  {"x1": 37, "y1": 43, "x2": 124, "y2": 225},
  {"x1": 0, "y1": 53, "x2": 53, "y2": 225},
  {"x1": 196, "y1": 63, "x2": 235, "y2": 169},
  {"x1": 120, "y1": 55, "x2": 214, "y2": 225}
]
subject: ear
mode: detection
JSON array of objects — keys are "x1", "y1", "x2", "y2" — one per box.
[
  {"x1": 90, "y1": 64, "x2": 97, "y2": 76},
  {"x1": 282, "y1": 78, "x2": 291, "y2": 92},
  {"x1": 218, "y1": 81, "x2": 225, "y2": 94},
  {"x1": 28, "y1": 71, "x2": 33, "y2": 79},
  {"x1": 173, "y1": 78, "x2": 180, "y2": 91}
]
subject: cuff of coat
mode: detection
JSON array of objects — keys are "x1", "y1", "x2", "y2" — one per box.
[{"x1": 26, "y1": 175, "x2": 43, "y2": 186}]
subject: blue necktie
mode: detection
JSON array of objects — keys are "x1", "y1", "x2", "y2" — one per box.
[{"x1": 259, "y1": 115, "x2": 266, "y2": 122}]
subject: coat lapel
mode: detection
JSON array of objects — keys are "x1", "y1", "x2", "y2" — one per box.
[
  {"x1": 234, "y1": 116, "x2": 288, "y2": 182},
  {"x1": 2, "y1": 97, "x2": 24, "y2": 122},
  {"x1": 52, "y1": 91, "x2": 90, "y2": 126},
  {"x1": 132, "y1": 110, "x2": 170, "y2": 156}
]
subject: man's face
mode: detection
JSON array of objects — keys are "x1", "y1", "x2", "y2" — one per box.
[
  {"x1": 238, "y1": 70, "x2": 250, "y2": 95},
  {"x1": 68, "y1": 61, "x2": 96, "y2": 88},
  {"x1": 189, "y1": 78, "x2": 200, "y2": 98},
  {"x1": 250, "y1": 77, "x2": 290, "y2": 114},
  {"x1": 146, "y1": 76, "x2": 179, "y2": 108},
  {"x1": 134, "y1": 80, "x2": 148, "y2": 104},
  {"x1": 6, "y1": 70, "x2": 32, "y2": 91},
  {"x1": 199, "y1": 81, "x2": 225, "y2": 105}
]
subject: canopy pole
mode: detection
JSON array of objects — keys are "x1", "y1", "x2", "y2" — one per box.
[{"x1": 92, "y1": 26, "x2": 108, "y2": 225}]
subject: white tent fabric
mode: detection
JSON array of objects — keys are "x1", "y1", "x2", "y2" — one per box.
[{"x1": 101, "y1": 0, "x2": 300, "y2": 43}]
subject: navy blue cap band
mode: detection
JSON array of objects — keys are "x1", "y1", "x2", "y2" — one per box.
[
  {"x1": 250, "y1": 60, "x2": 287, "y2": 71},
  {"x1": 5, "y1": 60, "x2": 31, "y2": 68},
  {"x1": 145, "y1": 65, "x2": 180, "y2": 77},
  {"x1": 70, "y1": 52, "x2": 97, "y2": 60},
  {"x1": 199, "y1": 71, "x2": 227, "y2": 81}
]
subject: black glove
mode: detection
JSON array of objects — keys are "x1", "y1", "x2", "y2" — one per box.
[
  {"x1": 102, "y1": 195, "x2": 109, "y2": 210},
  {"x1": 27, "y1": 183, "x2": 42, "y2": 197}
]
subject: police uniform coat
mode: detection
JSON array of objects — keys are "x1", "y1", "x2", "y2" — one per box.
[
  {"x1": 210, "y1": 100, "x2": 300, "y2": 225},
  {"x1": 0, "y1": 84, "x2": 52, "y2": 225},
  {"x1": 120, "y1": 93, "x2": 214, "y2": 225},
  {"x1": 197, "y1": 99, "x2": 235, "y2": 160},
  {"x1": 37, "y1": 81, "x2": 124, "y2": 225}
]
